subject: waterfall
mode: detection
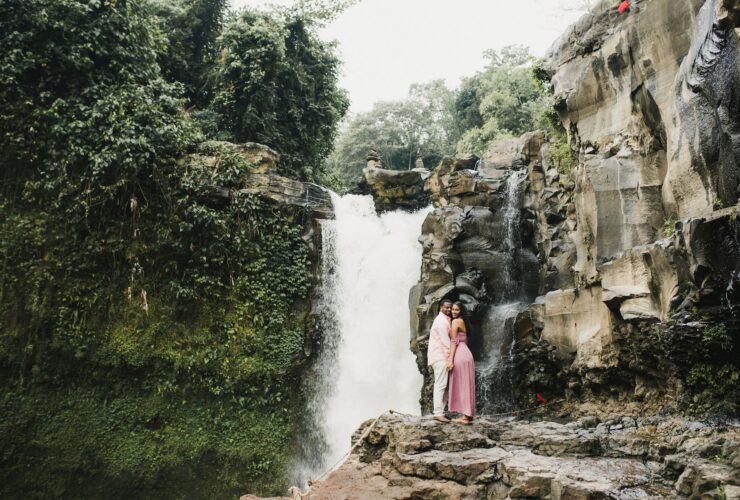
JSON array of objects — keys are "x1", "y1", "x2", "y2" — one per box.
[
  {"x1": 501, "y1": 169, "x2": 526, "y2": 300},
  {"x1": 292, "y1": 194, "x2": 428, "y2": 485},
  {"x1": 476, "y1": 302, "x2": 528, "y2": 413},
  {"x1": 476, "y1": 169, "x2": 528, "y2": 413}
]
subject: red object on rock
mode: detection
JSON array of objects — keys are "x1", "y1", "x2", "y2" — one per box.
[
  {"x1": 536, "y1": 393, "x2": 548, "y2": 406},
  {"x1": 618, "y1": 1, "x2": 630, "y2": 13}
]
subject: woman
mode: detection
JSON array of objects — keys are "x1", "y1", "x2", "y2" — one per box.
[{"x1": 446, "y1": 301, "x2": 476, "y2": 424}]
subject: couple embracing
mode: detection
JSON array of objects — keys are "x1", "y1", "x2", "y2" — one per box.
[{"x1": 427, "y1": 299, "x2": 476, "y2": 424}]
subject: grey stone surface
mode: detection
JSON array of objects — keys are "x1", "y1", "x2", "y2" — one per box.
[{"x1": 299, "y1": 413, "x2": 738, "y2": 499}]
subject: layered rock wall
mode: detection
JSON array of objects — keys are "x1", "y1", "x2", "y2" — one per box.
[
  {"x1": 393, "y1": 0, "x2": 740, "y2": 414},
  {"x1": 533, "y1": 0, "x2": 740, "y2": 404}
]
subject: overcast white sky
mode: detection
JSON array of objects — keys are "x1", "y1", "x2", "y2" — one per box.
[{"x1": 230, "y1": 0, "x2": 591, "y2": 112}]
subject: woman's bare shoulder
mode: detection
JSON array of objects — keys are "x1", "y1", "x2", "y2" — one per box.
[{"x1": 452, "y1": 318, "x2": 465, "y2": 326}]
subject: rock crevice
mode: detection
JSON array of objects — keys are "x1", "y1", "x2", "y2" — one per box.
[{"x1": 290, "y1": 413, "x2": 739, "y2": 499}]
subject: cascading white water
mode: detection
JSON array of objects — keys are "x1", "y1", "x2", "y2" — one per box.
[
  {"x1": 501, "y1": 169, "x2": 526, "y2": 300},
  {"x1": 293, "y1": 193, "x2": 429, "y2": 484},
  {"x1": 476, "y1": 302, "x2": 528, "y2": 413},
  {"x1": 476, "y1": 169, "x2": 528, "y2": 413}
]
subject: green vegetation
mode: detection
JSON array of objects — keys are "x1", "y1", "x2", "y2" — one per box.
[
  {"x1": 661, "y1": 217, "x2": 676, "y2": 238},
  {"x1": 0, "y1": 0, "x2": 349, "y2": 496},
  {"x1": 330, "y1": 45, "x2": 555, "y2": 188},
  {"x1": 210, "y1": 11, "x2": 349, "y2": 181},
  {"x1": 702, "y1": 323, "x2": 732, "y2": 350},
  {"x1": 329, "y1": 80, "x2": 457, "y2": 187},
  {"x1": 687, "y1": 323, "x2": 739, "y2": 414},
  {"x1": 717, "y1": 485, "x2": 728, "y2": 500},
  {"x1": 454, "y1": 46, "x2": 550, "y2": 155},
  {"x1": 148, "y1": 0, "x2": 229, "y2": 107},
  {"x1": 548, "y1": 129, "x2": 573, "y2": 176}
]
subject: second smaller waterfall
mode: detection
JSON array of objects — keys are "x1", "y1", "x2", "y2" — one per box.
[
  {"x1": 501, "y1": 169, "x2": 527, "y2": 301},
  {"x1": 476, "y1": 169, "x2": 529, "y2": 413},
  {"x1": 476, "y1": 302, "x2": 528, "y2": 413}
]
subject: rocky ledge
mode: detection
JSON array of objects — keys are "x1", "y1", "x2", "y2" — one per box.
[{"x1": 256, "y1": 412, "x2": 739, "y2": 499}]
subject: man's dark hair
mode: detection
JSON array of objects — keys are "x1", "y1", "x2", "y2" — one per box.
[{"x1": 439, "y1": 299, "x2": 453, "y2": 309}]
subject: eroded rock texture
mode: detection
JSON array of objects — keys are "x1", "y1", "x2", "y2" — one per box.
[
  {"x1": 355, "y1": 165, "x2": 430, "y2": 212},
  {"x1": 546, "y1": 0, "x2": 740, "y2": 256},
  {"x1": 283, "y1": 413, "x2": 739, "y2": 499},
  {"x1": 400, "y1": 0, "x2": 740, "y2": 414}
]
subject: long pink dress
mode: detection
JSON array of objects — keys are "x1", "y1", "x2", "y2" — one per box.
[{"x1": 448, "y1": 331, "x2": 476, "y2": 417}]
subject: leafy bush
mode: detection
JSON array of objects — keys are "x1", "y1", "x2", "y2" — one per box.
[
  {"x1": 687, "y1": 363, "x2": 740, "y2": 413},
  {"x1": 702, "y1": 323, "x2": 732, "y2": 351},
  {"x1": 661, "y1": 217, "x2": 676, "y2": 238},
  {"x1": 685, "y1": 323, "x2": 739, "y2": 413},
  {"x1": 548, "y1": 129, "x2": 573, "y2": 176}
]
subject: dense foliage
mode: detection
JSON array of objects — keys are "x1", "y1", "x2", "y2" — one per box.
[
  {"x1": 148, "y1": 0, "x2": 228, "y2": 107},
  {"x1": 0, "y1": 0, "x2": 347, "y2": 497},
  {"x1": 453, "y1": 45, "x2": 549, "y2": 155},
  {"x1": 0, "y1": 144, "x2": 314, "y2": 498},
  {"x1": 211, "y1": 11, "x2": 349, "y2": 181},
  {"x1": 329, "y1": 46, "x2": 551, "y2": 187},
  {"x1": 686, "y1": 323, "x2": 740, "y2": 414}
]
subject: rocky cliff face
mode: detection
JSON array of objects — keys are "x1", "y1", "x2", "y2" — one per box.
[
  {"x1": 398, "y1": 0, "x2": 740, "y2": 414},
  {"x1": 532, "y1": 0, "x2": 740, "y2": 408}
]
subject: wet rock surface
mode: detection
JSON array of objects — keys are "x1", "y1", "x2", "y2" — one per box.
[
  {"x1": 285, "y1": 413, "x2": 739, "y2": 499},
  {"x1": 406, "y1": 0, "x2": 740, "y2": 416}
]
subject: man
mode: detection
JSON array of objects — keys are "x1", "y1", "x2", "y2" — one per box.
[{"x1": 427, "y1": 299, "x2": 452, "y2": 422}]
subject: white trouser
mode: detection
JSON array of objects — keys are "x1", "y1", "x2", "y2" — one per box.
[{"x1": 431, "y1": 360, "x2": 449, "y2": 417}]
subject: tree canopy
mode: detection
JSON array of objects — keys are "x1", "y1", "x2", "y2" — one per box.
[
  {"x1": 329, "y1": 46, "x2": 549, "y2": 187},
  {"x1": 0, "y1": 0, "x2": 200, "y2": 212},
  {"x1": 210, "y1": 10, "x2": 349, "y2": 181},
  {"x1": 453, "y1": 45, "x2": 549, "y2": 155},
  {"x1": 147, "y1": 0, "x2": 228, "y2": 107},
  {"x1": 329, "y1": 80, "x2": 456, "y2": 187}
]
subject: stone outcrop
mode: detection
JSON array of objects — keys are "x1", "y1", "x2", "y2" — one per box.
[
  {"x1": 187, "y1": 141, "x2": 334, "y2": 263},
  {"x1": 354, "y1": 148, "x2": 431, "y2": 212},
  {"x1": 239, "y1": 173, "x2": 333, "y2": 219},
  {"x1": 276, "y1": 413, "x2": 739, "y2": 499},
  {"x1": 356, "y1": 166, "x2": 430, "y2": 212},
  {"x1": 189, "y1": 142, "x2": 334, "y2": 219},
  {"x1": 406, "y1": 0, "x2": 740, "y2": 415}
]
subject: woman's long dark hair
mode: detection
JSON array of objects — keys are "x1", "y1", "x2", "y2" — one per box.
[{"x1": 452, "y1": 301, "x2": 472, "y2": 337}]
